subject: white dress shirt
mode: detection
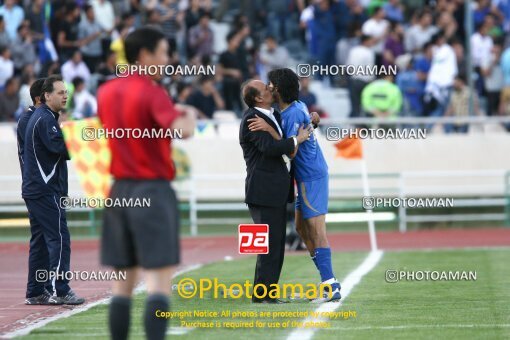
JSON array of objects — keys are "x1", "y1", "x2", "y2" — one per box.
[{"x1": 254, "y1": 106, "x2": 283, "y2": 136}]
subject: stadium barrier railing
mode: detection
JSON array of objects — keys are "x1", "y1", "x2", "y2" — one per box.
[{"x1": 0, "y1": 170, "x2": 509, "y2": 235}]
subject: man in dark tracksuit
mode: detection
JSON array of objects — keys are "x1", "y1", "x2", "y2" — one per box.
[
  {"x1": 17, "y1": 78, "x2": 56, "y2": 304},
  {"x1": 22, "y1": 75, "x2": 84, "y2": 305}
]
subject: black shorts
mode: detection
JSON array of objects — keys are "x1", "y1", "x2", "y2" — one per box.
[{"x1": 101, "y1": 179, "x2": 180, "y2": 269}]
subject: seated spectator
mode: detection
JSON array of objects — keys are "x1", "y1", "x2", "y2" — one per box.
[
  {"x1": 61, "y1": 50, "x2": 91, "y2": 85},
  {"x1": 404, "y1": 10, "x2": 438, "y2": 54},
  {"x1": 10, "y1": 23, "x2": 37, "y2": 74},
  {"x1": 110, "y1": 24, "x2": 130, "y2": 65},
  {"x1": 72, "y1": 76, "x2": 97, "y2": 119},
  {"x1": 341, "y1": 0, "x2": 367, "y2": 37},
  {"x1": 473, "y1": 0, "x2": 491, "y2": 28},
  {"x1": 0, "y1": 45, "x2": 14, "y2": 89},
  {"x1": 501, "y1": 43, "x2": 510, "y2": 88},
  {"x1": 346, "y1": 35, "x2": 376, "y2": 118},
  {"x1": 218, "y1": 31, "x2": 244, "y2": 114},
  {"x1": 57, "y1": 3, "x2": 81, "y2": 62},
  {"x1": 471, "y1": 22, "x2": 493, "y2": 69},
  {"x1": 361, "y1": 6, "x2": 389, "y2": 62},
  {"x1": 445, "y1": 75, "x2": 481, "y2": 133},
  {"x1": 97, "y1": 51, "x2": 117, "y2": 86},
  {"x1": 0, "y1": 16, "x2": 10, "y2": 47},
  {"x1": 186, "y1": 75, "x2": 225, "y2": 119},
  {"x1": 185, "y1": 0, "x2": 205, "y2": 31},
  {"x1": 484, "y1": 13, "x2": 503, "y2": 40},
  {"x1": 451, "y1": 39, "x2": 467, "y2": 77},
  {"x1": 156, "y1": 0, "x2": 182, "y2": 56},
  {"x1": 471, "y1": 22, "x2": 493, "y2": 96},
  {"x1": 188, "y1": 12, "x2": 214, "y2": 60},
  {"x1": 173, "y1": 81, "x2": 193, "y2": 104},
  {"x1": 26, "y1": 0, "x2": 45, "y2": 37},
  {"x1": 383, "y1": 0, "x2": 404, "y2": 22},
  {"x1": 382, "y1": 22, "x2": 404, "y2": 68},
  {"x1": 396, "y1": 55, "x2": 424, "y2": 117},
  {"x1": 146, "y1": 9, "x2": 162, "y2": 29},
  {"x1": 0, "y1": 76, "x2": 20, "y2": 121},
  {"x1": 18, "y1": 68, "x2": 36, "y2": 111},
  {"x1": 91, "y1": 0, "x2": 115, "y2": 60},
  {"x1": 361, "y1": 74, "x2": 403, "y2": 119},
  {"x1": 336, "y1": 23, "x2": 362, "y2": 66},
  {"x1": 91, "y1": 0, "x2": 115, "y2": 32},
  {"x1": 499, "y1": 86, "x2": 510, "y2": 131},
  {"x1": 298, "y1": 76, "x2": 318, "y2": 112},
  {"x1": 0, "y1": 0, "x2": 24, "y2": 41},
  {"x1": 436, "y1": 12, "x2": 458, "y2": 41},
  {"x1": 258, "y1": 35, "x2": 293, "y2": 82},
  {"x1": 423, "y1": 31, "x2": 457, "y2": 124},
  {"x1": 79, "y1": 4, "x2": 105, "y2": 73},
  {"x1": 185, "y1": 0, "x2": 206, "y2": 58},
  {"x1": 414, "y1": 42, "x2": 433, "y2": 77},
  {"x1": 482, "y1": 43, "x2": 504, "y2": 116}
]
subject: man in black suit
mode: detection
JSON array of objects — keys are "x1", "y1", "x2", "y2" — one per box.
[{"x1": 239, "y1": 79, "x2": 311, "y2": 303}]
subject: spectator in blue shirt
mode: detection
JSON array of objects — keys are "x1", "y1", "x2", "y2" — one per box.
[
  {"x1": 0, "y1": 0, "x2": 24, "y2": 41},
  {"x1": 384, "y1": 0, "x2": 404, "y2": 23}
]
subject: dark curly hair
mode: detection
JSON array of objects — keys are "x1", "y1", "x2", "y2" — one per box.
[{"x1": 267, "y1": 68, "x2": 300, "y2": 104}]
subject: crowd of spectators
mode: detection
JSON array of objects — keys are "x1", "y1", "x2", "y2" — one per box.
[{"x1": 0, "y1": 0, "x2": 510, "y2": 133}]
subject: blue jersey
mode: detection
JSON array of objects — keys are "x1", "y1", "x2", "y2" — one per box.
[{"x1": 280, "y1": 101, "x2": 328, "y2": 182}]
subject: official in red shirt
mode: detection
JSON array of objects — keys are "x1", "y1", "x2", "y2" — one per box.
[{"x1": 97, "y1": 27, "x2": 196, "y2": 340}]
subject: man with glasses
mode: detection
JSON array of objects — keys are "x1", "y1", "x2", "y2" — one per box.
[{"x1": 22, "y1": 75, "x2": 84, "y2": 305}]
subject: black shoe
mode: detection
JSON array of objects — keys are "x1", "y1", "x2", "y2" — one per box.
[
  {"x1": 253, "y1": 298, "x2": 289, "y2": 304},
  {"x1": 25, "y1": 290, "x2": 62, "y2": 305},
  {"x1": 60, "y1": 290, "x2": 85, "y2": 305}
]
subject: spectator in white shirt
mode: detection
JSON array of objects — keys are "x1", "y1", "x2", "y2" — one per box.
[
  {"x1": 0, "y1": 45, "x2": 14, "y2": 89},
  {"x1": 91, "y1": 0, "x2": 115, "y2": 32},
  {"x1": 346, "y1": 35, "x2": 376, "y2": 118},
  {"x1": 72, "y1": 76, "x2": 97, "y2": 119},
  {"x1": 424, "y1": 31, "x2": 457, "y2": 129},
  {"x1": 79, "y1": 4, "x2": 105, "y2": 73},
  {"x1": 404, "y1": 10, "x2": 438, "y2": 54},
  {"x1": 471, "y1": 22, "x2": 493, "y2": 68},
  {"x1": 0, "y1": 0, "x2": 24, "y2": 41},
  {"x1": 61, "y1": 51, "x2": 91, "y2": 85},
  {"x1": 258, "y1": 35, "x2": 294, "y2": 83},
  {"x1": 482, "y1": 43, "x2": 504, "y2": 116},
  {"x1": 361, "y1": 6, "x2": 389, "y2": 57},
  {"x1": 91, "y1": 0, "x2": 115, "y2": 59},
  {"x1": 10, "y1": 23, "x2": 37, "y2": 73}
]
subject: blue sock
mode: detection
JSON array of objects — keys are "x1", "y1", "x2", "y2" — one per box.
[{"x1": 314, "y1": 248, "x2": 335, "y2": 282}]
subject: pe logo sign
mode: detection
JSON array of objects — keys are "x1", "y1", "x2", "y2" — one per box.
[{"x1": 238, "y1": 224, "x2": 269, "y2": 254}]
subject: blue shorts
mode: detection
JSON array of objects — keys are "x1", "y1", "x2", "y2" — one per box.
[{"x1": 295, "y1": 175, "x2": 328, "y2": 219}]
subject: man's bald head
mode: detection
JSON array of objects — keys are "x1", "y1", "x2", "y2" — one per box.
[{"x1": 242, "y1": 80, "x2": 270, "y2": 108}]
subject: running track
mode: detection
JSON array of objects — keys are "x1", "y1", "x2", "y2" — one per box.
[{"x1": 1, "y1": 227, "x2": 510, "y2": 337}]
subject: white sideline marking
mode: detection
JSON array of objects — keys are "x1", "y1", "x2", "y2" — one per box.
[
  {"x1": 2, "y1": 264, "x2": 203, "y2": 339},
  {"x1": 287, "y1": 250, "x2": 384, "y2": 340},
  {"x1": 327, "y1": 324, "x2": 510, "y2": 331}
]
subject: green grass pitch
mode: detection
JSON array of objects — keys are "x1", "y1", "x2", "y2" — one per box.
[{"x1": 20, "y1": 248, "x2": 510, "y2": 339}]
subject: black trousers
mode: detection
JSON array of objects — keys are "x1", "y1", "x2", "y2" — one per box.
[
  {"x1": 248, "y1": 204, "x2": 287, "y2": 301},
  {"x1": 24, "y1": 195, "x2": 71, "y2": 297}
]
